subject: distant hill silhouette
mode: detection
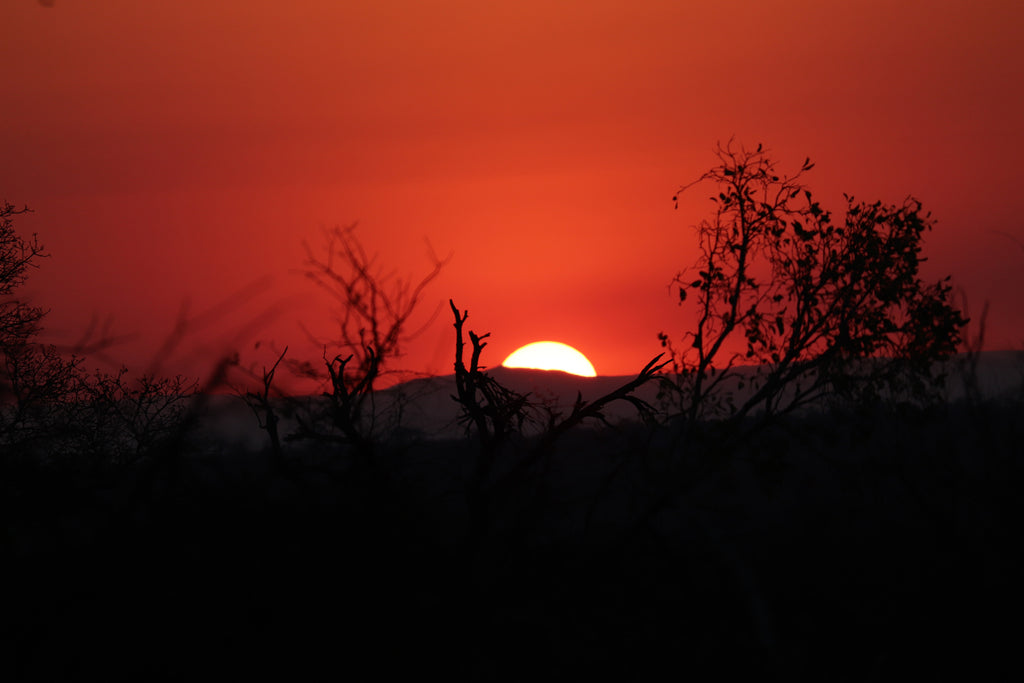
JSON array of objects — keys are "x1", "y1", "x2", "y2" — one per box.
[{"x1": 194, "y1": 350, "x2": 1023, "y2": 448}]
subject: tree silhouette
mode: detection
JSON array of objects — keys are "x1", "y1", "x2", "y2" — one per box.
[
  {"x1": 450, "y1": 299, "x2": 534, "y2": 454},
  {"x1": 2, "y1": 201, "x2": 196, "y2": 464},
  {"x1": 1, "y1": 201, "x2": 79, "y2": 454},
  {"x1": 1, "y1": 202, "x2": 45, "y2": 365},
  {"x1": 270, "y1": 224, "x2": 450, "y2": 460},
  {"x1": 661, "y1": 142, "x2": 967, "y2": 432},
  {"x1": 450, "y1": 299, "x2": 668, "y2": 553},
  {"x1": 300, "y1": 223, "x2": 448, "y2": 387}
]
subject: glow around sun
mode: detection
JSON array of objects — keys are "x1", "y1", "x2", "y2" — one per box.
[{"x1": 501, "y1": 341, "x2": 597, "y2": 377}]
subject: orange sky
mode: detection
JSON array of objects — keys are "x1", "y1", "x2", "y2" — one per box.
[{"x1": 2, "y1": 0, "x2": 1023, "y2": 385}]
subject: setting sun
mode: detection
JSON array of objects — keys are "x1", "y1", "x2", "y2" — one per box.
[{"x1": 501, "y1": 341, "x2": 597, "y2": 377}]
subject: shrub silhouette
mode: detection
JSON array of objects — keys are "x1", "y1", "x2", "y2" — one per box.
[
  {"x1": 68, "y1": 367, "x2": 197, "y2": 466},
  {"x1": 660, "y1": 142, "x2": 968, "y2": 434}
]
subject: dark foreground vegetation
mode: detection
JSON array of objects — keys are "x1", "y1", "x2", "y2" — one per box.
[
  {"x1": 4, "y1": 145, "x2": 1022, "y2": 680},
  {"x1": 4, "y1": 385, "x2": 1024, "y2": 681}
]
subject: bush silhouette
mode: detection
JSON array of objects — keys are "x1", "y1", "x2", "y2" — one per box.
[{"x1": 660, "y1": 142, "x2": 968, "y2": 434}]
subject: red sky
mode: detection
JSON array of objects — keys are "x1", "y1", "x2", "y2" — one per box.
[{"x1": 3, "y1": 0, "x2": 1023, "y2": 386}]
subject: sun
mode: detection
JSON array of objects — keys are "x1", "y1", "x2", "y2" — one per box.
[{"x1": 501, "y1": 341, "x2": 597, "y2": 377}]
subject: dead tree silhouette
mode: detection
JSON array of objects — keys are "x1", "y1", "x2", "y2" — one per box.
[
  {"x1": 449, "y1": 299, "x2": 668, "y2": 555},
  {"x1": 280, "y1": 223, "x2": 450, "y2": 463}
]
